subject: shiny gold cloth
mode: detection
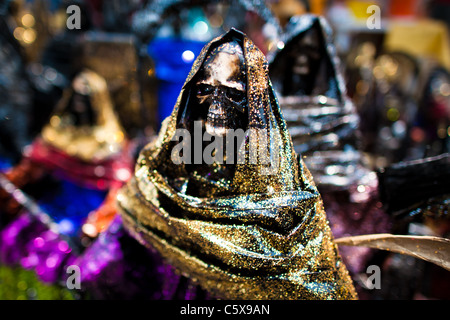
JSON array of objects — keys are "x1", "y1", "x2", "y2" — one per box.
[
  {"x1": 118, "y1": 29, "x2": 357, "y2": 300},
  {"x1": 42, "y1": 69, "x2": 126, "y2": 162}
]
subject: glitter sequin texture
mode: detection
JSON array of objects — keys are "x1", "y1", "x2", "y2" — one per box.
[{"x1": 117, "y1": 29, "x2": 357, "y2": 300}]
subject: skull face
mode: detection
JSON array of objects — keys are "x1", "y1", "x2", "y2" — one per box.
[
  {"x1": 290, "y1": 27, "x2": 322, "y2": 77},
  {"x1": 271, "y1": 25, "x2": 325, "y2": 97},
  {"x1": 195, "y1": 41, "x2": 247, "y2": 136},
  {"x1": 67, "y1": 75, "x2": 96, "y2": 126}
]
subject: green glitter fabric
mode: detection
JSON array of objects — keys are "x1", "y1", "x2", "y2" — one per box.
[{"x1": 0, "y1": 265, "x2": 75, "y2": 300}]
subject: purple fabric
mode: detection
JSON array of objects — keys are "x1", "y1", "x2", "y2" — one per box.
[
  {"x1": 0, "y1": 213, "x2": 74, "y2": 283},
  {"x1": 0, "y1": 211, "x2": 209, "y2": 299},
  {"x1": 71, "y1": 215, "x2": 209, "y2": 300}
]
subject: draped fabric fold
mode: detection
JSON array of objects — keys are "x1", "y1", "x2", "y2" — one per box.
[{"x1": 336, "y1": 234, "x2": 450, "y2": 272}]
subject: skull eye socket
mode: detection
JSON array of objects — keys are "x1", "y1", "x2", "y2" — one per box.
[
  {"x1": 197, "y1": 83, "x2": 214, "y2": 96},
  {"x1": 225, "y1": 87, "x2": 246, "y2": 103}
]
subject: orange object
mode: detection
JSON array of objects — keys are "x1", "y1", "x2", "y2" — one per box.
[
  {"x1": 310, "y1": 0, "x2": 327, "y2": 15},
  {"x1": 82, "y1": 188, "x2": 120, "y2": 237}
]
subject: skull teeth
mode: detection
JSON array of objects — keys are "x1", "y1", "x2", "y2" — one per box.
[
  {"x1": 207, "y1": 115, "x2": 228, "y2": 125},
  {"x1": 206, "y1": 115, "x2": 229, "y2": 136},
  {"x1": 207, "y1": 112, "x2": 227, "y2": 120}
]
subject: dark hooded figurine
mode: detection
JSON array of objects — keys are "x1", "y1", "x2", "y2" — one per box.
[
  {"x1": 117, "y1": 28, "x2": 357, "y2": 300},
  {"x1": 268, "y1": 15, "x2": 392, "y2": 278}
]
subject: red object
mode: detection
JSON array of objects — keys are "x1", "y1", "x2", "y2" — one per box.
[
  {"x1": 27, "y1": 138, "x2": 134, "y2": 191},
  {"x1": 389, "y1": 0, "x2": 419, "y2": 17}
]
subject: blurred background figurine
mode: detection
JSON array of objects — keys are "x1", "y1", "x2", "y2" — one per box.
[
  {"x1": 268, "y1": 15, "x2": 392, "y2": 295},
  {"x1": 0, "y1": 68, "x2": 134, "y2": 299}
]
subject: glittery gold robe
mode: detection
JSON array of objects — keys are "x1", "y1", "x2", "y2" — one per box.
[
  {"x1": 117, "y1": 29, "x2": 357, "y2": 300},
  {"x1": 41, "y1": 69, "x2": 126, "y2": 162}
]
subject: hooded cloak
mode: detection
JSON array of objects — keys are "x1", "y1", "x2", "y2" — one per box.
[
  {"x1": 268, "y1": 15, "x2": 370, "y2": 191},
  {"x1": 41, "y1": 69, "x2": 126, "y2": 163},
  {"x1": 31, "y1": 69, "x2": 133, "y2": 190},
  {"x1": 118, "y1": 28, "x2": 357, "y2": 300}
]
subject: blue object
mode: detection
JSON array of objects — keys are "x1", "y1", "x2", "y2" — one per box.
[
  {"x1": 38, "y1": 179, "x2": 107, "y2": 237},
  {"x1": 0, "y1": 156, "x2": 12, "y2": 172},
  {"x1": 147, "y1": 38, "x2": 206, "y2": 126}
]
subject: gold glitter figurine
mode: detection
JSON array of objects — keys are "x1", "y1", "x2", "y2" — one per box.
[
  {"x1": 42, "y1": 69, "x2": 126, "y2": 162},
  {"x1": 117, "y1": 28, "x2": 357, "y2": 300}
]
